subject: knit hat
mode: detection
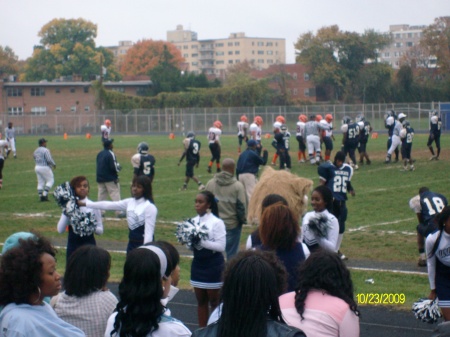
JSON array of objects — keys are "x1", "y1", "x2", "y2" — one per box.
[{"x1": 2, "y1": 232, "x2": 35, "y2": 254}]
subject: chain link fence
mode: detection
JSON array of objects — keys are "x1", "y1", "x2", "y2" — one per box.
[{"x1": 1, "y1": 102, "x2": 448, "y2": 136}]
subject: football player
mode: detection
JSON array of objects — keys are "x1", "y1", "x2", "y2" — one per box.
[
  {"x1": 270, "y1": 115, "x2": 285, "y2": 165},
  {"x1": 296, "y1": 114, "x2": 307, "y2": 163},
  {"x1": 0, "y1": 136, "x2": 8, "y2": 189},
  {"x1": 385, "y1": 113, "x2": 406, "y2": 163},
  {"x1": 427, "y1": 110, "x2": 442, "y2": 161},
  {"x1": 318, "y1": 151, "x2": 355, "y2": 260},
  {"x1": 400, "y1": 121, "x2": 415, "y2": 171},
  {"x1": 131, "y1": 142, "x2": 156, "y2": 183},
  {"x1": 237, "y1": 115, "x2": 249, "y2": 154},
  {"x1": 5, "y1": 122, "x2": 16, "y2": 159},
  {"x1": 207, "y1": 120, "x2": 222, "y2": 173},
  {"x1": 341, "y1": 116, "x2": 360, "y2": 169},
  {"x1": 409, "y1": 187, "x2": 448, "y2": 266},
  {"x1": 178, "y1": 132, "x2": 205, "y2": 191},
  {"x1": 385, "y1": 110, "x2": 399, "y2": 162},
  {"x1": 274, "y1": 124, "x2": 291, "y2": 170},
  {"x1": 356, "y1": 115, "x2": 372, "y2": 165},
  {"x1": 249, "y1": 116, "x2": 263, "y2": 155},
  {"x1": 321, "y1": 114, "x2": 334, "y2": 162},
  {"x1": 100, "y1": 119, "x2": 112, "y2": 143}
]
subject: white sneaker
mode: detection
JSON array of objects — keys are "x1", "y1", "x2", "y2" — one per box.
[
  {"x1": 354, "y1": 165, "x2": 359, "y2": 170},
  {"x1": 429, "y1": 156, "x2": 436, "y2": 161},
  {"x1": 300, "y1": 159, "x2": 305, "y2": 163},
  {"x1": 410, "y1": 165, "x2": 415, "y2": 171},
  {"x1": 198, "y1": 184, "x2": 205, "y2": 191}
]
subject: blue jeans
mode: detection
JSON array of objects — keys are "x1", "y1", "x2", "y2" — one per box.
[{"x1": 226, "y1": 226, "x2": 242, "y2": 259}]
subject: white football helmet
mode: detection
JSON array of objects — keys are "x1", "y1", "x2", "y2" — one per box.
[{"x1": 386, "y1": 116, "x2": 395, "y2": 126}]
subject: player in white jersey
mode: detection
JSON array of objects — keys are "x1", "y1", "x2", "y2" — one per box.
[
  {"x1": 296, "y1": 114, "x2": 307, "y2": 163},
  {"x1": 237, "y1": 115, "x2": 249, "y2": 154},
  {"x1": 0, "y1": 137, "x2": 8, "y2": 189},
  {"x1": 321, "y1": 114, "x2": 335, "y2": 162},
  {"x1": 385, "y1": 113, "x2": 406, "y2": 163},
  {"x1": 33, "y1": 138, "x2": 56, "y2": 201},
  {"x1": 100, "y1": 119, "x2": 112, "y2": 143},
  {"x1": 271, "y1": 115, "x2": 285, "y2": 165},
  {"x1": 5, "y1": 122, "x2": 17, "y2": 159},
  {"x1": 207, "y1": 120, "x2": 223, "y2": 173},
  {"x1": 249, "y1": 116, "x2": 263, "y2": 154}
]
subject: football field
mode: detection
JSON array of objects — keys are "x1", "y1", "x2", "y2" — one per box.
[{"x1": 0, "y1": 131, "x2": 449, "y2": 310}]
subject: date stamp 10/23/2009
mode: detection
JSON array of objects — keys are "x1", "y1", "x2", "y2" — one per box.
[{"x1": 356, "y1": 293, "x2": 406, "y2": 305}]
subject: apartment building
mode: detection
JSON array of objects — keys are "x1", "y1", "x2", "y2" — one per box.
[
  {"x1": 251, "y1": 63, "x2": 321, "y2": 103},
  {"x1": 0, "y1": 79, "x2": 151, "y2": 134},
  {"x1": 378, "y1": 24, "x2": 433, "y2": 69},
  {"x1": 167, "y1": 25, "x2": 286, "y2": 78}
]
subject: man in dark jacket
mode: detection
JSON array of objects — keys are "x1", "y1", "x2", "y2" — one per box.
[
  {"x1": 236, "y1": 140, "x2": 268, "y2": 203},
  {"x1": 96, "y1": 139, "x2": 124, "y2": 217},
  {"x1": 206, "y1": 158, "x2": 247, "y2": 259}
]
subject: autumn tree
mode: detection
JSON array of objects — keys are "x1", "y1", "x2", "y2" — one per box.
[
  {"x1": 23, "y1": 18, "x2": 120, "y2": 81},
  {"x1": 421, "y1": 16, "x2": 450, "y2": 77},
  {"x1": 120, "y1": 40, "x2": 184, "y2": 77},
  {"x1": 0, "y1": 46, "x2": 19, "y2": 77}
]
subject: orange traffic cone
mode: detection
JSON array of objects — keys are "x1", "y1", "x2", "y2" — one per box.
[
  {"x1": 86, "y1": 133, "x2": 91, "y2": 139},
  {"x1": 64, "y1": 133, "x2": 68, "y2": 140},
  {"x1": 169, "y1": 133, "x2": 175, "y2": 140}
]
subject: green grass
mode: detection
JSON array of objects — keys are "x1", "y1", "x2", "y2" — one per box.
[{"x1": 1, "y1": 132, "x2": 449, "y2": 310}]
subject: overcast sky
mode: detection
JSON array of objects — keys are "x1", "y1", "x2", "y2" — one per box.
[{"x1": 2, "y1": 0, "x2": 449, "y2": 63}]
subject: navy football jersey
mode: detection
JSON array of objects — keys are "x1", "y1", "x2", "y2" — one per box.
[
  {"x1": 318, "y1": 162, "x2": 353, "y2": 201},
  {"x1": 359, "y1": 121, "x2": 371, "y2": 143},
  {"x1": 420, "y1": 191, "x2": 448, "y2": 225},
  {"x1": 186, "y1": 139, "x2": 201, "y2": 163},
  {"x1": 344, "y1": 123, "x2": 360, "y2": 145},
  {"x1": 137, "y1": 153, "x2": 156, "y2": 178}
]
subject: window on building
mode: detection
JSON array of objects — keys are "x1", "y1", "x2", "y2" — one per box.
[
  {"x1": 7, "y1": 88, "x2": 22, "y2": 97},
  {"x1": 71, "y1": 106, "x2": 77, "y2": 112},
  {"x1": 55, "y1": 88, "x2": 61, "y2": 93},
  {"x1": 293, "y1": 89, "x2": 298, "y2": 95},
  {"x1": 55, "y1": 106, "x2": 62, "y2": 112},
  {"x1": 258, "y1": 50, "x2": 264, "y2": 55},
  {"x1": 395, "y1": 42, "x2": 402, "y2": 48},
  {"x1": 304, "y1": 73, "x2": 310, "y2": 81},
  {"x1": 111, "y1": 87, "x2": 125, "y2": 93},
  {"x1": 228, "y1": 60, "x2": 233, "y2": 64},
  {"x1": 257, "y1": 41, "x2": 264, "y2": 46},
  {"x1": 192, "y1": 45, "x2": 198, "y2": 49},
  {"x1": 70, "y1": 87, "x2": 76, "y2": 93},
  {"x1": 407, "y1": 42, "x2": 413, "y2": 47},
  {"x1": 192, "y1": 53, "x2": 198, "y2": 57},
  {"x1": 395, "y1": 61, "x2": 399, "y2": 66},
  {"x1": 83, "y1": 87, "x2": 89, "y2": 93},
  {"x1": 228, "y1": 51, "x2": 233, "y2": 55},
  {"x1": 384, "y1": 52, "x2": 390, "y2": 57},
  {"x1": 216, "y1": 51, "x2": 224, "y2": 56},
  {"x1": 258, "y1": 59, "x2": 264, "y2": 63},
  {"x1": 234, "y1": 42, "x2": 239, "y2": 46},
  {"x1": 408, "y1": 33, "x2": 413, "y2": 38},
  {"x1": 31, "y1": 107, "x2": 47, "y2": 115},
  {"x1": 183, "y1": 53, "x2": 188, "y2": 57},
  {"x1": 183, "y1": 45, "x2": 188, "y2": 49},
  {"x1": 216, "y1": 60, "x2": 224, "y2": 64},
  {"x1": 304, "y1": 88, "x2": 310, "y2": 97},
  {"x1": 267, "y1": 51, "x2": 273, "y2": 55},
  {"x1": 192, "y1": 62, "x2": 198, "y2": 66},
  {"x1": 395, "y1": 33, "x2": 401, "y2": 38},
  {"x1": 7, "y1": 107, "x2": 23, "y2": 116},
  {"x1": 228, "y1": 42, "x2": 233, "y2": 46},
  {"x1": 292, "y1": 73, "x2": 298, "y2": 79},
  {"x1": 31, "y1": 87, "x2": 45, "y2": 96},
  {"x1": 84, "y1": 106, "x2": 90, "y2": 112},
  {"x1": 235, "y1": 60, "x2": 240, "y2": 63},
  {"x1": 266, "y1": 42, "x2": 273, "y2": 46},
  {"x1": 235, "y1": 51, "x2": 240, "y2": 55},
  {"x1": 215, "y1": 43, "x2": 224, "y2": 47},
  {"x1": 267, "y1": 59, "x2": 274, "y2": 64}
]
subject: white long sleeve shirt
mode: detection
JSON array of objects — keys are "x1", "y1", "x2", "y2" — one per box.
[
  {"x1": 191, "y1": 212, "x2": 226, "y2": 252},
  {"x1": 302, "y1": 209, "x2": 339, "y2": 252},
  {"x1": 57, "y1": 197, "x2": 103, "y2": 235},
  {"x1": 426, "y1": 230, "x2": 450, "y2": 289}
]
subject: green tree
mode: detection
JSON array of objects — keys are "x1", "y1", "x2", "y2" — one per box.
[
  {"x1": 0, "y1": 46, "x2": 19, "y2": 77},
  {"x1": 23, "y1": 18, "x2": 119, "y2": 81},
  {"x1": 356, "y1": 63, "x2": 393, "y2": 103},
  {"x1": 295, "y1": 25, "x2": 391, "y2": 101},
  {"x1": 148, "y1": 45, "x2": 183, "y2": 95}
]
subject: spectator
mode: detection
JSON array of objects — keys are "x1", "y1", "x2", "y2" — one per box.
[
  {"x1": 104, "y1": 245, "x2": 191, "y2": 336},
  {"x1": 0, "y1": 233, "x2": 85, "y2": 336},
  {"x1": 279, "y1": 250, "x2": 360, "y2": 337},
  {"x1": 193, "y1": 250, "x2": 306, "y2": 337},
  {"x1": 236, "y1": 139, "x2": 268, "y2": 203},
  {"x1": 96, "y1": 139, "x2": 124, "y2": 218},
  {"x1": 205, "y1": 158, "x2": 247, "y2": 259},
  {"x1": 33, "y1": 138, "x2": 56, "y2": 202},
  {"x1": 51, "y1": 245, "x2": 118, "y2": 337}
]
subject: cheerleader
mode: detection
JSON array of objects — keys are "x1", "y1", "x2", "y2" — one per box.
[
  {"x1": 56, "y1": 176, "x2": 103, "y2": 263},
  {"x1": 302, "y1": 185, "x2": 339, "y2": 253},
  {"x1": 190, "y1": 191, "x2": 226, "y2": 327},
  {"x1": 426, "y1": 206, "x2": 450, "y2": 321}
]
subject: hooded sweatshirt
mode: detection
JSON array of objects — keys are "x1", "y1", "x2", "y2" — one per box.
[{"x1": 205, "y1": 171, "x2": 247, "y2": 230}]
